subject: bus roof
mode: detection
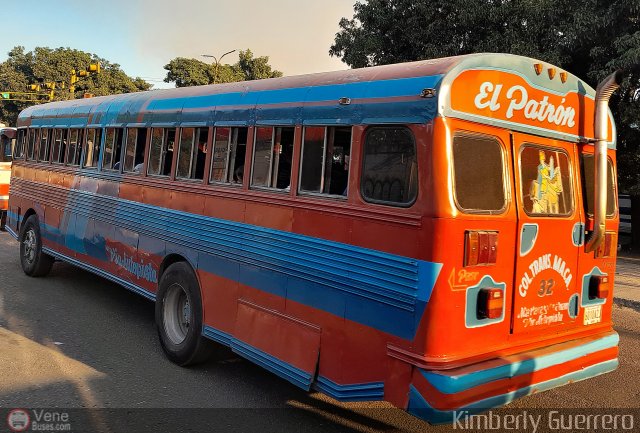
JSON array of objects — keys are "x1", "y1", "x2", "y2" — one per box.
[
  {"x1": 17, "y1": 53, "x2": 612, "y2": 145},
  {"x1": 0, "y1": 127, "x2": 16, "y2": 139}
]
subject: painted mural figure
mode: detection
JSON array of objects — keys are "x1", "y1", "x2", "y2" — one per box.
[{"x1": 530, "y1": 150, "x2": 563, "y2": 214}]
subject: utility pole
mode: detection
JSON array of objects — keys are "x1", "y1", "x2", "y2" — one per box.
[{"x1": 202, "y1": 50, "x2": 236, "y2": 84}]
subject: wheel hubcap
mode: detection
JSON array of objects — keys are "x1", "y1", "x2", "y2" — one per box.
[
  {"x1": 23, "y1": 229, "x2": 36, "y2": 264},
  {"x1": 163, "y1": 283, "x2": 191, "y2": 345}
]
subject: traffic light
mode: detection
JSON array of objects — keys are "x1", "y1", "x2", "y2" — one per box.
[
  {"x1": 43, "y1": 82, "x2": 56, "y2": 101},
  {"x1": 87, "y1": 63, "x2": 100, "y2": 74},
  {"x1": 1, "y1": 92, "x2": 9, "y2": 99},
  {"x1": 27, "y1": 84, "x2": 41, "y2": 91}
]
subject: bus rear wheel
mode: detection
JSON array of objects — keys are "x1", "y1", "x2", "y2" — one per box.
[
  {"x1": 155, "y1": 262, "x2": 212, "y2": 366},
  {"x1": 19, "y1": 215, "x2": 54, "y2": 277}
]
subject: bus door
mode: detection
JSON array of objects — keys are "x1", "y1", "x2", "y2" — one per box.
[{"x1": 510, "y1": 132, "x2": 582, "y2": 334}]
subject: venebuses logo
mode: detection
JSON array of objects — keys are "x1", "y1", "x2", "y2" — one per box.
[{"x1": 6, "y1": 409, "x2": 30, "y2": 432}]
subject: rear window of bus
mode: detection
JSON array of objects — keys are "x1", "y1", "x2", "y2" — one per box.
[
  {"x1": 452, "y1": 133, "x2": 506, "y2": 213},
  {"x1": 519, "y1": 145, "x2": 573, "y2": 216}
]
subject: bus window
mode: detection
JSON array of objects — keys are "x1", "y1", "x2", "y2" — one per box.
[
  {"x1": 452, "y1": 133, "x2": 506, "y2": 213},
  {"x1": 148, "y1": 128, "x2": 175, "y2": 177},
  {"x1": 26, "y1": 129, "x2": 38, "y2": 161},
  {"x1": 123, "y1": 128, "x2": 147, "y2": 173},
  {"x1": 210, "y1": 127, "x2": 230, "y2": 183},
  {"x1": 66, "y1": 129, "x2": 83, "y2": 166},
  {"x1": 103, "y1": 128, "x2": 124, "y2": 171},
  {"x1": 299, "y1": 126, "x2": 352, "y2": 197},
  {"x1": 210, "y1": 127, "x2": 247, "y2": 185},
  {"x1": 0, "y1": 137, "x2": 11, "y2": 162},
  {"x1": 83, "y1": 128, "x2": 102, "y2": 168},
  {"x1": 37, "y1": 129, "x2": 50, "y2": 163},
  {"x1": 14, "y1": 129, "x2": 24, "y2": 159},
  {"x1": 251, "y1": 127, "x2": 294, "y2": 190},
  {"x1": 361, "y1": 126, "x2": 417, "y2": 205},
  {"x1": 177, "y1": 127, "x2": 207, "y2": 180},
  {"x1": 520, "y1": 145, "x2": 573, "y2": 216},
  {"x1": 51, "y1": 129, "x2": 68, "y2": 163},
  {"x1": 580, "y1": 154, "x2": 616, "y2": 217}
]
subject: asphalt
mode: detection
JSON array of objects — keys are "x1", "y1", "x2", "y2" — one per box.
[
  {"x1": 614, "y1": 255, "x2": 640, "y2": 311},
  {"x1": 0, "y1": 230, "x2": 638, "y2": 433}
]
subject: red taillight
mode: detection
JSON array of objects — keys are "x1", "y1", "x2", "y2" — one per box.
[
  {"x1": 589, "y1": 275, "x2": 610, "y2": 299},
  {"x1": 465, "y1": 231, "x2": 498, "y2": 266},
  {"x1": 477, "y1": 288, "x2": 504, "y2": 319},
  {"x1": 595, "y1": 232, "x2": 614, "y2": 258}
]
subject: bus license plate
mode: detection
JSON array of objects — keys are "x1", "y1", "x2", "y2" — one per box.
[{"x1": 584, "y1": 305, "x2": 602, "y2": 325}]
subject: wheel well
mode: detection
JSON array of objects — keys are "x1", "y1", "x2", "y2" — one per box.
[
  {"x1": 20, "y1": 208, "x2": 37, "y2": 233},
  {"x1": 159, "y1": 254, "x2": 198, "y2": 282},
  {"x1": 158, "y1": 254, "x2": 203, "y2": 304}
]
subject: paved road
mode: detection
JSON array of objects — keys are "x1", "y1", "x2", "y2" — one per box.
[{"x1": 0, "y1": 231, "x2": 638, "y2": 432}]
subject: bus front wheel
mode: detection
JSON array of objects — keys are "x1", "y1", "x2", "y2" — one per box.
[
  {"x1": 155, "y1": 262, "x2": 212, "y2": 366},
  {"x1": 19, "y1": 215, "x2": 54, "y2": 277}
]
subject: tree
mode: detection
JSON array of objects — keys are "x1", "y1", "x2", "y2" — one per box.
[
  {"x1": 163, "y1": 49, "x2": 283, "y2": 87},
  {"x1": 332, "y1": 0, "x2": 640, "y2": 247},
  {"x1": 0, "y1": 46, "x2": 151, "y2": 125}
]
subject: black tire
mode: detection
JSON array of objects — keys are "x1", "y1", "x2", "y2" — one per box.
[
  {"x1": 19, "y1": 215, "x2": 54, "y2": 277},
  {"x1": 155, "y1": 262, "x2": 212, "y2": 366}
]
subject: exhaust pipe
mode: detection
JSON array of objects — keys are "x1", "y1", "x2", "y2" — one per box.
[{"x1": 585, "y1": 70, "x2": 623, "y2": 252}]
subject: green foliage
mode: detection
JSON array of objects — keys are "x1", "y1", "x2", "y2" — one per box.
[
  {"x1": 0, "y1": 46, "x2": 151, "y2": 126},
  {"x1": 331, "y1": 0, "x2": 640, "y2": 192},
  {"x1": 163, "y1": 49, "x2": 283, "y2": 87}
]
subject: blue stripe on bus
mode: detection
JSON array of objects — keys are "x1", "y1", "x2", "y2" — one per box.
[
  {"x1": 421, "y1": 333, "x2": 619, "y2": 394},
  {"x1": 408, "y1": 359, "x2": 619, "y2": 424},
  {"x1": 314, "y1": 376, "x2": 384, "y2": 402},
  {"x1": 148, "y1": 76, "x2": 441, "y2": 111},
  {"x1": 42, "y1": 244, "x2": 156, "y2": 301},
  {"x1": 8, "y1": 184, "x2": 442, "y2": 340}
]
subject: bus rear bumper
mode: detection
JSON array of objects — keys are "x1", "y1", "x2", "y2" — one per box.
[{"x1": 407, "y1": 331, "x2": 619, "y2": 424}]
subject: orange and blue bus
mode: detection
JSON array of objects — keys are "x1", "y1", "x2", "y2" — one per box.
[
  {"x1": 7, "y1": 53, "x2": 622, "y2": 423},
  {"x1": 0, "y1": 126, "x2": 16, "y2": 229}
]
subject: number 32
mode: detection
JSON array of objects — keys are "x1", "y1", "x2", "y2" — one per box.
[{"x1": 538, "y1": 279, "x2": 555, "y2": 297}]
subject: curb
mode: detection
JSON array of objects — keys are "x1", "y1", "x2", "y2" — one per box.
[{"x1": 614, "y1": 297, "x2": 640, "y2": 312}]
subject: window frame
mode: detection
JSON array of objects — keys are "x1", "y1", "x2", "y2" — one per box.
[
  {"x1": 26, "y1": 128, "x2": 39, "y2": 161},
  {"x1": 14, "y1": 128, "x2": 25, "y2": 159},
  {"x1": 176, "y1": 126, "x2": 208, "y2": 182},
  {"x1": 82, "y1": 128, "x2": 102, "y2": 169},
  {"x1": 65, "y1": 128, "x2": 84, "y2": 166},
  {"x1": 250, "y1": 126, "x2": 295, "y2": 191},
  {"x1": 360, "y1": 125, "x2": 418, "y2": 208},
  {"x1": 451, "y1": 131, "x2": 509, "y2": 215},
  {"x1": 147, "y1": 127, "x2": 176, "y2": 178},
  {"x1": 37, "y1": 128, "x2": 51, "y2": 163},
  {"x1": 298, "y1": 125, "x2": 352, "y2": 200},
  {"x1": 518, "y1": 143, "x2": 575, "y2": 218}
]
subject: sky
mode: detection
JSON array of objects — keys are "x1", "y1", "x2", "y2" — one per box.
[{"x1": 0, "y1": 0, "x2": 357, "y2": 89}]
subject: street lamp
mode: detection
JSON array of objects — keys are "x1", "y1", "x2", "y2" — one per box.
[{"x1": 202, "y1": 49, "x2": 236, "y2": 85}]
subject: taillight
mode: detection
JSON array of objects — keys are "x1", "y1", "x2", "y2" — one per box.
[
  {"x1": 465, "y1": 231, "x2": 498, "y2": 266},
  {"x1": 589, "y1": 275, "x2": 610, "y2": 299},
  {"x1": 595, "y1": 232, "x2": 614, "y2": 258},
  {"x1": 477, "y1": 288, "x2": 504, "y2": 319}
]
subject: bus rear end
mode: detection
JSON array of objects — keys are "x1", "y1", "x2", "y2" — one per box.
[{"x1": 394, "y1": 57, "x2": 621, "y2": 423}]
